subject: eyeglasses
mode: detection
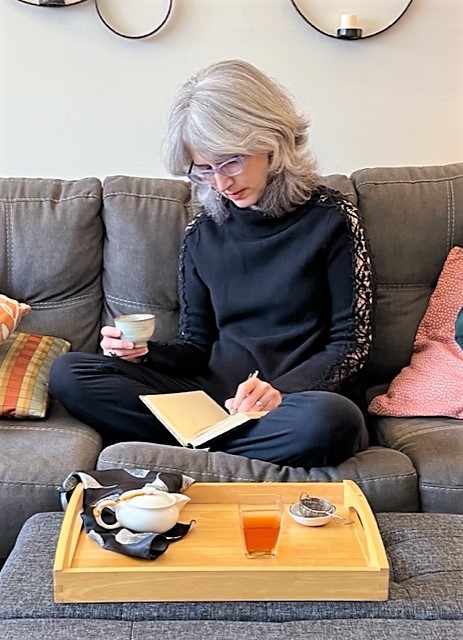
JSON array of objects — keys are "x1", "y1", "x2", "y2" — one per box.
[{"x1": 187, "y1": 156, "x2": 244, "y2": 185}]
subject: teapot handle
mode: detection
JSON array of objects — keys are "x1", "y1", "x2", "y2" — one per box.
[{"x1": 93, "y1": 500, "x2": 120, "y2": 530}]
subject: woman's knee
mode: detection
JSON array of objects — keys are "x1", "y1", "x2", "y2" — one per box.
[
  {"x1": 50, "y1": 352, "x2": 76, "y2": 390},
  {"x1": 283, "y1": 391, "x2": 367, "y2": 462},
  {"x1": 49, "y1": 352, "x2": 102, "y2": 400},
  {"x1": 285, "y1": 389, "x2": 361, "y2": 419},
  {"x1": 308, "y1": 392, "x2": 364, "y2": 429}
]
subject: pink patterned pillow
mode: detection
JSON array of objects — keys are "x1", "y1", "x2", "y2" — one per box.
[
  {"x1": 369, "y1": 246, "x2": 463, "y2": 418},
  {"x1": 0, "y1": 294, "x2": 31, "y2": 344}
]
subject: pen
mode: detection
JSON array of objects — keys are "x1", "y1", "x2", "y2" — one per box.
[{"x1": 229, "y1": 370, "x2": 259, "y2": 415}]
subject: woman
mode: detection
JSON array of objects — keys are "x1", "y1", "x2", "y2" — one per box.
[{"x1": 50, "y1": 59, "x2": 374, "y2": 469}]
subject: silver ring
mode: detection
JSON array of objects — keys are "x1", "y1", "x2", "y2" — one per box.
[{"x1": 256, "y1": 400, "x2": 264, "y2": 408}]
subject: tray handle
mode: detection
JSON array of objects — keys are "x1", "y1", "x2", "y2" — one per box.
[
  {"x1": 54, "y1": 483, "x2": 84, "y2": 573},
  {"x1": 343, "y1": 480, "x2": 388, "y2": 570}
]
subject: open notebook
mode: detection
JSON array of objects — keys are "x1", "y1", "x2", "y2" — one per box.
[{"x1": 140, "y1": 390, "x2": 267, "y2": 448}]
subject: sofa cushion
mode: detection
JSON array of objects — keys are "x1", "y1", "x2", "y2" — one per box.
[
  {"x1": 373, "y1": 413, "x2": 463, "y2": 514},
  {"x1": 320, "y1": 174, "x2": 358, "y2": 205},
  {"x1": 0, "y1": 294, "x2": 30, "y2": 343},
  {"x1": 0, "y1": 332, "x2": 70, "y2": 418},
  {"x1": 0, "y1": 400, "x2": 101, "y2": 558},
  {"x1": 97, "y1": 442, "x2": 418, "y2": 513},
  {"x1": 369, "y1": 246, "x2": 463, "y2": 418},
  {"x1": 351, "y1": 163, "x2": 463, "y2": 386},
  {"x1": 0, "y1": 177, "x2": 104, "y2": 352},
  {"x1": 101, "y1": 176, "x2": 193, "y2": 341}
]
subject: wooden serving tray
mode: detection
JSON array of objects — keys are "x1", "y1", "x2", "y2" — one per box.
[{"x1": 54, "y1": 480, "x2": 389, "y2": 603}]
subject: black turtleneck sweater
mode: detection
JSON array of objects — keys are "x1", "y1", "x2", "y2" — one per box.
[{"x1": 147, "y1": 186, "x2": 374, "y2": 406}]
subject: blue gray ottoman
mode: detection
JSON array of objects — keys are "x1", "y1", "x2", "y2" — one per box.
[{"x1": 0, "y1": 512, "x2": 461, "y2": 639}]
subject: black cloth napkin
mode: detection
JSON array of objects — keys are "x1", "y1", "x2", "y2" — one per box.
[{"x1": 59, "y1": 468, "x2": 196, "y2": 560}]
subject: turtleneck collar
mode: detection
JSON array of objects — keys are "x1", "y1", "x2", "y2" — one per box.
[{"x1": 223, "y1": 198, "x2": 309, "y2": 238}]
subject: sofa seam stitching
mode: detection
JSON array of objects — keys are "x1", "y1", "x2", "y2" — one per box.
[
  {"x1": 420, "y1": 484, "x2": 462, "y2": 492},
  {"x1": 0, "y1": 481, "x2": 63, "y2": 488},
  {"x1": 355, "y1": 174, "x2": 463, "y2": 187},
  {"x1": 0, "y1": 425, "x2": 100, "y2": 444},
  {"x1": 386, "y1": 425, "x2": 463, "y2": 444},
  {"x1": 105, "y1": 294, "x2": 177, "y2": 310},
  {"x1": 448, "y1": 180, "x2": 455, "y2": 251},
  {"x1": 103, "y1": 192, "x2": 188, "y2": 205},
  {"x1": 0, "y1": 178, "x2": 97, "y2": 184},
  {"x1": 0, "y1": 195, "x2": 100, "y2": 204},
  {"x1": 376, "y1": 284, "x2": 432, "y2": 288},
  {"x1": 32, "y1": 295, "x2": 101, "y2": 309},
  {"x1": 6, "y1": 201, "x2": 13, "y2": 288}
]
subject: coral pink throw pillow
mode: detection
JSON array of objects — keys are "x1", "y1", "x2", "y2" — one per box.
[
  {"x1": 0, "y1": 294, "x2": 31, "y2": 344},
  {"x1": 369, "y1": 246, "x2": 463, "y2": 418}
]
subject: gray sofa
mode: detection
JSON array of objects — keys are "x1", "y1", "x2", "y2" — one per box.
[{"x1": 1, "y1": 162, "x2": 462, "y2": 561}]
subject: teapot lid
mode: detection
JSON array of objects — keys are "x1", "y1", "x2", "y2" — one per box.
[{"x1": 127, "y1": 492, "x2": 175, "y2": 509}]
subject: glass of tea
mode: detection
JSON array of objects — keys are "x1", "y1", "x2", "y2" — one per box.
[{"x1": 238, "y1": 494, "x2": 284, "y2": 558}]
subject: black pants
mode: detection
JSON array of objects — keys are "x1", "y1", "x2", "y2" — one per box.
[{"x1": 49, "y1": 352, "x2": 369, "y2": 470}]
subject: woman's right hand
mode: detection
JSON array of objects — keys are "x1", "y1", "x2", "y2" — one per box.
[{"x1": 100, "y1": 325, "x2": 149, "y2": 361}]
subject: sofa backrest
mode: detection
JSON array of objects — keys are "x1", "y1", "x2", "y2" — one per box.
[
  {"x1": 352, "y1": 162, "x2": 463, "y2": 385},
  {"x1": 3, "y1": 164, "x2": 463, "y2": 390},
  {"x1": 100, "y1": 175, "x2": 194, "y2": 341},
  {"x1": 0, "y1": 177, "x2": 103, "y2": 352}
]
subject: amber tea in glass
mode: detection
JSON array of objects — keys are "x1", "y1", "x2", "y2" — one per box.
[{"x1": 238, "y1": 494, "x2": 284, "y2": 558}]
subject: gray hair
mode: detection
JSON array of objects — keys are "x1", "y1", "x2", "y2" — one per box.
[{"x1": 163, "y1": 59, "x2": 320, "y2": 222}]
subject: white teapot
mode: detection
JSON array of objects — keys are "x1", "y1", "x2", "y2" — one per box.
[{"x1": 93, "y1": 488, "x2": 191, "y2": 534}]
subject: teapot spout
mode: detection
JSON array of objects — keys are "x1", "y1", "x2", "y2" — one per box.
[{"x1": 171, "y1": 493, "x2": 191, "y2": 511}]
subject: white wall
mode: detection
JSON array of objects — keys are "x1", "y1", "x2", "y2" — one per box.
[{"x1": 1, "y1": 0, "x2": 462, "y2": 179}]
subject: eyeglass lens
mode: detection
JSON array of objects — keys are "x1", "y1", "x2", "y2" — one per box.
[{"x1": 188, "y1": 156, "x2": 243, "y2": 184}]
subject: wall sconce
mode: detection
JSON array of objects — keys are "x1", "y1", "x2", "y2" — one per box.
[
  {"x1": 290, "y1": 0, "x2": 415, "y2": 40},
  {"x1": 336, "y1": 14, "x2": 362, "y2": 39},
  {"x1": 15, "y1": 0, "x2": 174, "y2": 40}
]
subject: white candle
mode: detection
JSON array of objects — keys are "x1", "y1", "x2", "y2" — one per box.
[{"x1": 340, "y1": 14, "x2": 358, "y2": 30}]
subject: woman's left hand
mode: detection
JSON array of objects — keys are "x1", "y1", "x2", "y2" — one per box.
[
  {"x1": 100, "y1": 325, "x2": 148, "y2": 361},
  {"x1": 225, "y1": 376, "x2": 282, "y2": 415}
]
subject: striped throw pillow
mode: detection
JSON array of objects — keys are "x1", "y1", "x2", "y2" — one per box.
[{"x1": 0, "y1": 332, "x2": 70, "y2": 418}]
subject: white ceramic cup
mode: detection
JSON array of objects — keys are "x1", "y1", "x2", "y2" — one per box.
[{"x1": 114, "y1": 313, "x2": 155, "y2": 348}]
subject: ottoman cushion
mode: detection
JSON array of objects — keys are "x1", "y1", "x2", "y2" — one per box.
[{"x1": 0, "y1": 512, "x2": 461, "y2": 624}]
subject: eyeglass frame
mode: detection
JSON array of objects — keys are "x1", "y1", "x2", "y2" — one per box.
[{"x1": 187, "y1": 155, "x2": 244, "y2": 185}]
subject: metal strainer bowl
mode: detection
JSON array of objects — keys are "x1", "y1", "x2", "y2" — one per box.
[{"x1": 298, "y1": 492, "x2": 354, "y2": 525}]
